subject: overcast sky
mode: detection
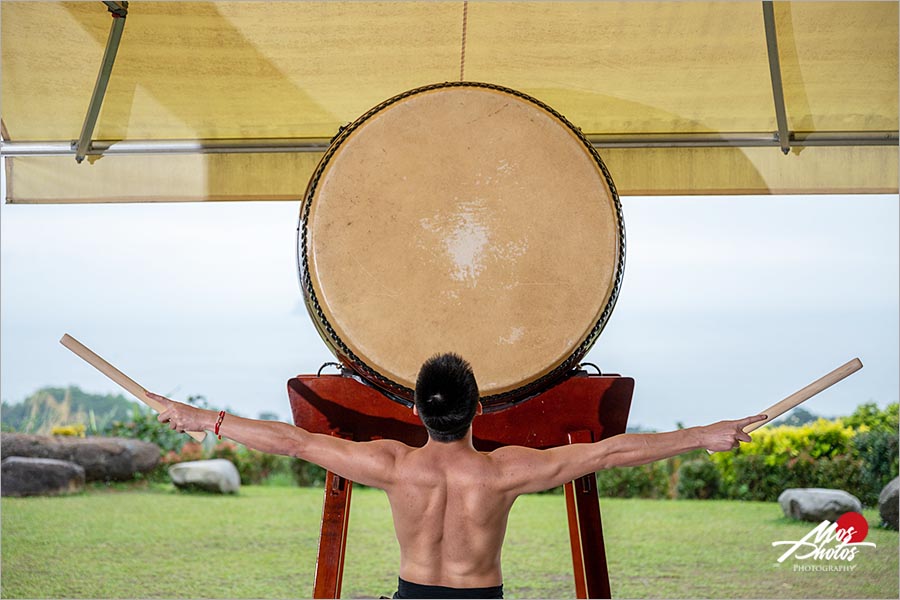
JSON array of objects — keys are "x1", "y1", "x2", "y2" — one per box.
[{"x1": 1, "y1": 193, "x2": 897, "y2": 430}]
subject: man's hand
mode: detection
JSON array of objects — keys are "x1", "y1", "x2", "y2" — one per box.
[
  {"x1": 699, "y1": 414, "x2": 767, "y2": 452},
  {"x1": 148, "y1": 392, "x2": 213, "y2": 434}
]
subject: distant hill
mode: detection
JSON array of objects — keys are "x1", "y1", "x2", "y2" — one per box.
[
  {"x1": 1, "y1": 386, "x2": 142, "y2": 434},
  {"x1": 770, "y1": 406, "x2": 822, "y2": 428}
]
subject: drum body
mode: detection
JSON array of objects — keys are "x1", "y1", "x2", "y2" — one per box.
[{"x1": 297, "y1": 82, "x2": 624, "y2": 411}]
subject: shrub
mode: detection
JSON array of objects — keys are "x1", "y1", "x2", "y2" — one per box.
[
  {"x1": 596, "y1": 461, "x2": 669, "y2": 498},
  {"x1": 292, "y1": 459, "x2": 327, "y2": 487},
  {"x1": 711, "y1": 419, "x2": 858, "y2": 499},
  {"x1": 726, "y1": 454, "x2": 788, "y2": 501},
  {"x1": 208, "y1": 440, "x2": 241, "y2": 465},
  {"x1": 753, "y1": 419, "x2": 855, "y2": 461},
  {"x1": 173, "y1": 442, "x2": 205, "y2": 462},
  {"x1": 51, "y1": 424, "x2": 86, "y2": 437},
  {"x1": 103, "y1": 407, "x2": 186, "y2": 454},
  {"x1": 240, "y1": 449, "x2": 282, "y2": 485},
  {"x1": 676, "y1": 458, "x2": 722, "y2": 499},
  {"x1": 842, "y1": 402, "x2": 899, "y2": 433},
  {"x1": 852, "y1": 429, "x2": 900, "y2": 507},
  {"x1": 810, "y1": 453, "x2": 866, "y2": 497},
  {"x1": 209, "y1": 442, "x2": 292, "y2": 485},
  {"x1": 707, "y1": 412, "x2": 896, "y2": 503},
  {"x1": 665, "y1": 449, "x2": 707, "y2": 498}
]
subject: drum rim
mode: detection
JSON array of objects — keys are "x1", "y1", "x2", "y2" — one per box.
[{"x1": 297, "y1": 81, "x2": 626, "y2": 411}]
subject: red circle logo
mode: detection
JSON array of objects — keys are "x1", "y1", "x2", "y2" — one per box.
[{"x1": 836, "y1": 511, "x2": 868, "y2": 543}]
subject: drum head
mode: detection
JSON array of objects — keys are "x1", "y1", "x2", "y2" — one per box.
[{"x1": 298, "y1": 82, "x2": 624, "y2": 410}]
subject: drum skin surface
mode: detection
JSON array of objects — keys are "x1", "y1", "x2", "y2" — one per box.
[{"x1": 298, "y1": 82, "x2": 624, "y2": 410}]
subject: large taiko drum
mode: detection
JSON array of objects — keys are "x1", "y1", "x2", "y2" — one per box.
[{"x1": 297, "y1": 82, "x2": 624, "y2": 411}]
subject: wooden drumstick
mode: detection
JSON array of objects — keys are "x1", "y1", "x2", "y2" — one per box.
[
  {"x1": 709, "y1": 357, "x2": 863, "y2": 453},
  {"x1": 60, "y1": 334, "x2": 206, "y2": 442},
  {"x1": 745, "y1": 358, "x2": 863, "y2": 433}
]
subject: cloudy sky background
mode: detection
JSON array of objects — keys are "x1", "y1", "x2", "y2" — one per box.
[{"x1": 1, "y1": 192, "x2": 897, "y2": 430}]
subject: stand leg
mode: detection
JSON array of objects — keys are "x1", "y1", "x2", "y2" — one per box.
[
  {"x1": 565, "y1": 431, "x2": 612, "y2": 599},
  {"x1": 564, "y1": 480, "x2": 588, "y2": 599},
  {"x1": 313, "y1": 471, "x2": 353, "y2": 598}
]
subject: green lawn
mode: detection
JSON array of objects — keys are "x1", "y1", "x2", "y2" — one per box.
[{"x1": 2, "y1": 485, "x2": 897, "y2": 599}]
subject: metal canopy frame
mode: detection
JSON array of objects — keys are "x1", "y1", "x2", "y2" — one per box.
[
  {"x1": 762, "y1": 0, "x2": 792, "y2": 155},
  {"x1": 0, "y1": 1, "x2": 895, "y2": 164},
  {"x1": 73, "y1": 1, "x2": 128, "y2": 163},
  {"x1": 1, "y1": 131, "x2": 897, "y2": 158}
]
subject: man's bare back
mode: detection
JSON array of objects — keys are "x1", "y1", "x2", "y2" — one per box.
[{"x1": 388, "y1": 440, "x2": 514, "y2": 588}]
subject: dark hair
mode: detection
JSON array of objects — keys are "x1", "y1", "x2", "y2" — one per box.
[{"x1": 414, "y1": 352, "x2": 480, "y2": 442}]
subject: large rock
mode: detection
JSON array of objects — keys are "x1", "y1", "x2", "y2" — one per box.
[
  {"x1": 169, "y1": 459, "x2": 240, "y2": 494},
  {"x1": 1, "y1": 433, "x2": 159, "y2": 481},
  {"x1": 778, "y1": 488, "x2": 863, "y2": 522},
  {"x1": 1, "y1": 456, "x2": 85, "y2": 497},
  {"x1": 878, "y1": 477, "x2": 899, "y2": 530}
]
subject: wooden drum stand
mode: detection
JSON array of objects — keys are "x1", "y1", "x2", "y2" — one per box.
[{"x1": 288, "y1": 371, "x2": 633, "y2": 599}]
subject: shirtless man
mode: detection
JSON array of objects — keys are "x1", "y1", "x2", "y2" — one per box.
[{"x1": 152, "y1": 352, "x2": 765, "y2": 599}]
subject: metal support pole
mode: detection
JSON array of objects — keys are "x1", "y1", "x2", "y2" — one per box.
[
  {"x1": 588, "y1": 131, "x2": 900, "y2": 149},
  {"x1": 762, "y1": 0, "x2": 791, "y2": 155},
  {"x1": 74, "y1": 2, "x2": 128, "y2": 163},
  {"x1": 1, "y1": 132, "x2": 896, "y2": 159}
]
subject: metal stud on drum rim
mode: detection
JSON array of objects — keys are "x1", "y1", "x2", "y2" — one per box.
[{"x1": 297, "y1": 82, "x2": 625, "y2": 411}]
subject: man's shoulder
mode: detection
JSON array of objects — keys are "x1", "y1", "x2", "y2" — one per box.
[
  {"x1": 481, "y1": 444, "x2": 548, "y2": 469},
  {"x1": 364, "y1": 437, "x2": 416, "y2": 455},
  {"x1": 486, "y1": 444, "x2": 544, "y2": 458}
]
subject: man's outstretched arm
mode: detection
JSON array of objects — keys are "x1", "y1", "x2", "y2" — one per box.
[
  {"x1": 149, "y1": 392, "x2": 405, "y2": 489},
  {"x1": 492, "y1": 414, "x2": 767, "y2": 496}
]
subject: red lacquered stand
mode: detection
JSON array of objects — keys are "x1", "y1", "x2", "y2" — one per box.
[{"x1": 288, "y1": 373, "x2": 633, "y2": 599}]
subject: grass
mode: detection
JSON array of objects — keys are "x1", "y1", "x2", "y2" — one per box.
[{"x1": 1, "y1": 485, "x2": 897, "y2": 599}]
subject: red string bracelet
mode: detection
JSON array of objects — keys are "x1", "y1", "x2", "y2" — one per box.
[{"x1": 214, "y1": 410, "x2": 226, "y2": 440}]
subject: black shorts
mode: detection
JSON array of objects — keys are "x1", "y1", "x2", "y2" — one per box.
[{"x1": 392, "y1": 577, "x2": 503, "y2": 599}]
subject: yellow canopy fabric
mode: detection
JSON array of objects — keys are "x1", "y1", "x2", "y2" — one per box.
[{"x1": 2, "y1": 1, "x2": 897, "y2": 203}]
